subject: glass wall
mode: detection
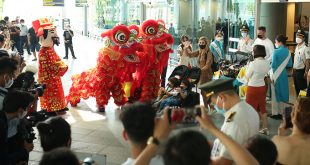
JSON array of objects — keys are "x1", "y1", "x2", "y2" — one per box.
[{"x1": 175, "y1": 0, "x2": 256, "y2": 51}]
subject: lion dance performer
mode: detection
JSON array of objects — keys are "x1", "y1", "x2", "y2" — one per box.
[
  {"x1": 67, "y1": 25, "x2": 144, "y2": 112},
  {"x1": 32, "y1": 18, "x2": 68, "y2": 114},
  {"x1": 137, "y1": 19, "x2": 174, "y2": 101}
]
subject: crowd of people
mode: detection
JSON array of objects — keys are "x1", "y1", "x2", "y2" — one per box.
[{"x1": 0, "y1": 14, "x2": 310, "y2": 165}]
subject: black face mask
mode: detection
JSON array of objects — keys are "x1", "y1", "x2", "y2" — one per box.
[
  {"x1": 257, "y1": 35, "x2": 263, "y2": 39},
  {"x1": 199, "y1": 44, "x2": 206, "y2": 49}
]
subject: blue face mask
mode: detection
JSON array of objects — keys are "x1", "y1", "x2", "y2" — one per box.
[{"x1": 214, "y1": 105, "x2": 226, "y2": 115}]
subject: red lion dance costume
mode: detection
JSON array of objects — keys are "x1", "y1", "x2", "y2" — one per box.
[
  {"x1": 67, "y1": 25, "x2": 144, "y2": 111},
  {"x1": 137, "y1": 19, "x2": 174, "y2": 101},
  {"x1": 32, "y1": 18, "x2": 68, "y2": 113}
]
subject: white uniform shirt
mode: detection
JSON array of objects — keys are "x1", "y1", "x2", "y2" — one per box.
[
  {"x1": 293, "y1": 42, "x2": 310, "y2": 69},
  {"x1": 238, "y1": 37, "x2": 254, "y2": 53},
  {"x1": 246, "y1": 58, "x2": 270, "y2": 87},
  {"x1": 211, "y1": 101, "x2": 259, "y2": 160},
  {"x1": 253, "y1": 38, "x2": 274, "y2": 62},
  {"x1": 122, "y1": 156, "x2": 164, "y2": 165}
]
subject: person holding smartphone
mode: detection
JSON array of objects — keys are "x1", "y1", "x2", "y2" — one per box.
[{"x1": 272, "y1": 97, "x2": 310, "y2": 165}]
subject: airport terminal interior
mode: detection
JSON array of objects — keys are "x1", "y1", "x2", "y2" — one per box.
[{"x1": 0, "y1": 0, "x2": 310, "y2": 165}]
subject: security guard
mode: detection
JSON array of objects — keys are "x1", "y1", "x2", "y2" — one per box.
[
  {"x1": 199, "y1": 78, "x2": 259, "y2": 165},
  {"x1": 293, "y1": 30, "x2": 310, "y2": 96},
  {"x1": 237, "y1": 24, "x2": 254, "y2": 53}
]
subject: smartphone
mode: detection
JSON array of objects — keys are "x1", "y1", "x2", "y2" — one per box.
[
  {"x1": 167, "y1": 108, "x2": 172, "y2": 124},
  {"x1": 284, "y1": 106, "x2": 293, "y2": 129},
  {"x1": 194, "y1": 107, "x2": 201, "y2": 117}
]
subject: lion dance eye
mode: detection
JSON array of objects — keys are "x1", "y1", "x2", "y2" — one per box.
[
  {"x1": 145, "y1": 26, "x2": 156, "y2": 35},
  {"x1": 115, "y1": 31, "x2": 127, "y2": 43}
]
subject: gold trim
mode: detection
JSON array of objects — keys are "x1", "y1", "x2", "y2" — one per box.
[{"x1": 206, "y1": 91, "x2": 214, "y2": 97}]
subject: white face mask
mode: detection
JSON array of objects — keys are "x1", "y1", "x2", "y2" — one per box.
[
  {"x1": 296, "y1": 38, "x2": 303, "y2": 44},
  {"x1": 4, "y1": 76, "x2": 14, "y2": 88},
  {"x1": 241, "y1": 32, "x2": 247, "y2": 38},
  {"x1": 275, "y1": 43, "x2": 279, "y2": 48},
  {"x1": 216, "y1": 37, "x2": 223, "y2": 42}
]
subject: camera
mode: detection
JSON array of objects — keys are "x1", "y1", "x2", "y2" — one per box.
[{"x1": 29, "y1": 83, "x2": 46, "y2": 97}]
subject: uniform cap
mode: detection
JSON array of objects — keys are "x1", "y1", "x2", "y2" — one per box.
[{"x1": 198, "y1": 78, "x2": 234, "y2": 97}]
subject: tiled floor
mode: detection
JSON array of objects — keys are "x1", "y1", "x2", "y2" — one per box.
[{"x1": 26, "y1": 33, "x2": 297, "y2": 165}]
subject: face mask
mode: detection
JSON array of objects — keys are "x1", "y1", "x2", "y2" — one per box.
[
  {"x1": 241, "y1": 32, "x2": 247, "y2": 38},
  {"x1": 216, "y1": 37, "x2": 223, "y2": 41},
  {"x1": 257, "y1": 35, "x2": 263, "y2": 39},
  {"x1": 296, "y1": 38, "x2": 303, "y2": 44},
  {"x1": 199, "y1": 44, "x2": 206, "y2": 49},
  {"x1": 214, "y1": 97, "x2": 226, "y2": 115},
  {"x1": 214, "y1": 105, "x2": 226, "y2": 115},
  {"x1": 275, "y1": 43, "x2": 279, "y2": 48},
  {"x1": 4, "y1": 76, "x2": 14, "y2": 88}
]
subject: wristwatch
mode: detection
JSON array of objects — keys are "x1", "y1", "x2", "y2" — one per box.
[{"x1": 147, "y1": 136, "x2": 160, "y2": 146}]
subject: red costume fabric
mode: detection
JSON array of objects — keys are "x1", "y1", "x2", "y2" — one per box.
[
  {"x1": 67, "y1": 25, "x2": 144, "y2": 109},
  {"x1": 137, "y1": 19, "x2": 174, "y2": 101},
  {"x1": 33, "y1": 18, "x2": 68, "y2": 112},
  {"x1": 38, "y1": 47, "x2": 68, "y2": 112}
]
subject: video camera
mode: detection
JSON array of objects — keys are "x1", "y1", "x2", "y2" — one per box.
[
  {"x1": 11, "y1": 71, "x2": 46, "y2": 97},
  {"x1": 28, "y1": 83, "x2": 46, "y2": 97}
]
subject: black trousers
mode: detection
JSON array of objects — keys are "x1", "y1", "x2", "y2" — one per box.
[
  {"x1": 65, "y1": 43, "x2": 76, "y2": 57},
  {"x1": 293, "y1": 69, "x2": 307, "y2": 96}
]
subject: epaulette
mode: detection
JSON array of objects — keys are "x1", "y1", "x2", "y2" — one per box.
[{"x1": 226, "y1": 111, "x2": 236, "y2": 122}]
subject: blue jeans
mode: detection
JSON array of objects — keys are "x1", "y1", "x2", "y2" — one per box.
[
  {"x1": 159, "y1": 97, "x2": 181, "y2": 110},
  {"x1": 20, "y1": 36, "x2": 30, "y2": 55}
]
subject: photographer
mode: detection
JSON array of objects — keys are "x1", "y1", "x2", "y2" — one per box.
[
  {"x1": 0, "y1": 90, "x2": 35, "y2": 165},
  {"x1": 0, "y1": 56, "x2": 18, "y2": 110},
  {"x1": 272, "y1": 97, "x2": 310, "y2": 165}
]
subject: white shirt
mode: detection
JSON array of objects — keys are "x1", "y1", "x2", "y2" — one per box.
[
  {"x1": 293, "y1": 42, "x2": 310, "y2": 69},
  {"x1": 211, "y1": 101, "x2": 259, "y2": 160},
  {"x1": 253, "y1": 38, "x2": 274, "y2": 62},
  {"x1": 238, "y1": 37, "x2": 254, "y2": 53},
  {"x1": 246, "y1": 58, "x2": 270, "y2": 87},
  {"x1": 122, "y1": 156, "x2": 164, "y2": 165},
  {"x1": 177, "y1": 44, "x2": 191, "y2": 66},
  {"x1": 18, "y1": 24, "x2": 28, "y2": 36}
]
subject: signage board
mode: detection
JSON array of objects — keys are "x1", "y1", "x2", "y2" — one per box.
[{"x1": 43, "y1": 0, "x2": 64, "y2": 6}]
